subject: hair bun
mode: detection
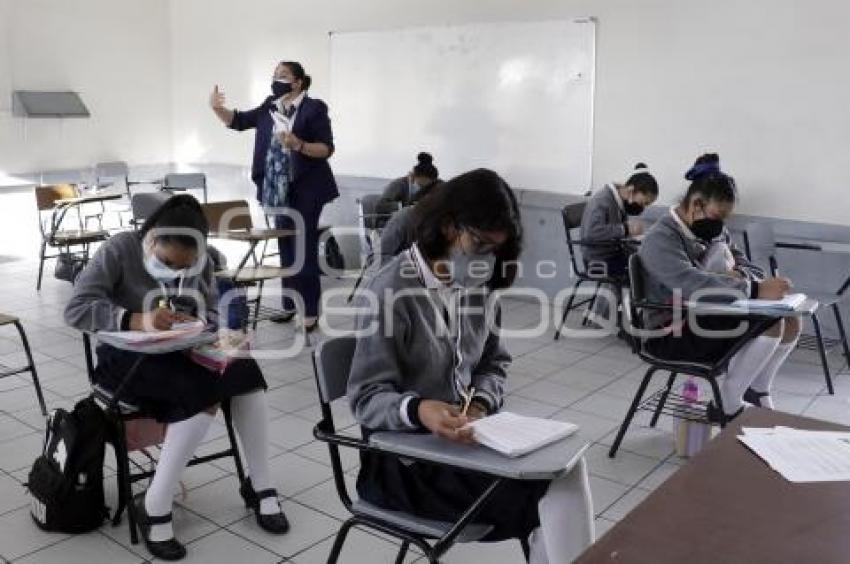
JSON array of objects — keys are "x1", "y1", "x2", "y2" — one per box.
[
  {"x1": 417, "y1": 152, "x2": 434, "y2": 165},
  {"x1": 685, "y1": 153, "x2": 722, "y2": 181},
  {"x1": 634, "y1": 162, "x2": 649, "y2": 171}
]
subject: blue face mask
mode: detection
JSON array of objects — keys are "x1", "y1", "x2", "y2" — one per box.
[
  {"x1": 409, "y1": 180, "x2": 421, "y2": 198},
  {"x1": 448, "y1": 247, "x2": 496, "y2": 288},
  {"x1": 144, "y1": 252, "x2": 183, "y2": 283}
]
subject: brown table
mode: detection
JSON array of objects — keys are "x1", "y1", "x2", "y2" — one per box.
[{"x1": 577, "y1": 409, "x2": 850, "y2": 564}]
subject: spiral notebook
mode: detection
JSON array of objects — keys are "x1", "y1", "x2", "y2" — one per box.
[{"x1": 466, "y1": 412, "x2": 579, "y2": 458}]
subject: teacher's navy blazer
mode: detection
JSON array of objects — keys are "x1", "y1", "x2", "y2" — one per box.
[{"x1": 229, "y1": 94, "x2": 339, "y2": 206}]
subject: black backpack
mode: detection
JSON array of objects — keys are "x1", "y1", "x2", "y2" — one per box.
[{"x1": 27, "y1": 397, "x2": 109, "y2": 533}]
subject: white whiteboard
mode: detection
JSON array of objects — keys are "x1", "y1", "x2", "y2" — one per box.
[{"x1": 329, "y1": 19, "x2": 596, "y2": 193}]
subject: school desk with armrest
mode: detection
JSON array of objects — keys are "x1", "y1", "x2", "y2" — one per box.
[{"x1": 311, "y1": 336, "x2": 590, "y2": 564}]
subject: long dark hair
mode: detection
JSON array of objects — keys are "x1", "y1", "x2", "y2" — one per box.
[
  {"x1": 414, "y1": 168, "x2": 522, "y2": 289},
  {"x1": 139, "y1": 194, "x2": 208, "y2": 249}
]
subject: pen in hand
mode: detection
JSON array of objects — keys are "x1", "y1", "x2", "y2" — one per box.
[{"x1": 461, "y1": 386, "x2": 476, "y2": 417}]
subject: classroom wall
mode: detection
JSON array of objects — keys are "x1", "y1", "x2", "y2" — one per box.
[
  {"x1": 0, "y1": 0, "x2": 172, "y2": 176},
  {"x1": 168, "y1": 0, "x2": 850, "y2": 226}
]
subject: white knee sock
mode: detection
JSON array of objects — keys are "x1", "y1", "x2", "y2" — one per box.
[
  {"x1": 145, "y1": 412, "x2": 214, "y2": 542},
  {"x1": 750, "y1": 340, "x2": 798, "y2": 408},
  {"x1": 721, "y1": 336, "x2": 780, "y2": 415},
  {"x1": 231, "y1": 390, "x2": 277, "y2": 515},
  {"x1": 533, "y1": 457, "x2": 595, "y2": 564}
]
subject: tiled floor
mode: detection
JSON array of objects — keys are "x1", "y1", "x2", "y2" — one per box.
[{"x1": 0, "y1": 257, "x2": 847, "y2": 563}]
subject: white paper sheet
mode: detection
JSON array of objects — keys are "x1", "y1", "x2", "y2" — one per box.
[{"x1": 738, "y1": 426, "x2": 850, "y2": 482}]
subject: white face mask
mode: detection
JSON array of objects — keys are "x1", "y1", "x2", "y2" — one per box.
[
  {"x1": 448, "y1": 247, "x2": 496, "y2": 288},
  {"x1": 143, "y1": 251, "x2": 183, "y2": 283}
]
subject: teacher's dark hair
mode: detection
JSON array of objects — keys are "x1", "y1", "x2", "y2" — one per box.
[
  {"x1": 414, "y1": 168, "x2": 523, "y2": 289},
  {"x1": 281, "y1": 61, "x2": 312, "y2": 91},
  {"x1": 139, "y1": 194, "x2": 208, "y2": 249}
]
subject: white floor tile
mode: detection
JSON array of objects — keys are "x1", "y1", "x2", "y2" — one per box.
[
  {"x1": 226, "y1": 500, "x2": 339, "y2": 558},
  {"x1": 585, "y1": 444, "x2": 660, "y2": 487},
  {"x1": 182, "y1": 529, "x2": 280, "y2": 563},
  {"x1": 14, "y1": 532, "x2": 144, "y2": 564}
]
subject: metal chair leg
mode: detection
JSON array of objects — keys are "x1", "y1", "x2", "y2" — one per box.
[
  {"x1": 520, "y1": 537, "x2": 531, "y2": 562},
  {"x1": 650, "y1": 372, "x2": 677, "y2": 428},
  {"x1": 581, "y1": 282, "x2": 602, "y2": 327},
  {"x1": 707, "y1": 377, "x2": 727, "y2": 428},
  {"x1": 555, "y1": 279, "x2": 584, "y2": 341},
  {"x1": 811, "y1": 313, "x2": 834, "y2": 395},
  {"x1": 14, "y1": 321, "x2": 47, "y2": 416},
  {"x1": 327, "y1": 518, "x2": 356, "y2": 564},
  {"x1": 609, "y1": 367, "x2": 656, "y2": 458},
  {"x1": 222, "y1": 400, "x2": 247, "y2": 486},
  {"x1": 832, "y1": 303, "x2": 850, "y2": 369},
  {"x1": 394, "y1": 541, "x2": 410, "y2": 564},
  {"x1": 36, "y1": 241, "x2": 47, "y2": 291}
]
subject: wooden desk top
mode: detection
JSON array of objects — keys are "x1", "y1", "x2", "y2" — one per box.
[
  {"x1": 577, "y1": 409, "x2": 850, "y2": 564},
  {"x1": 209, "y1": 228, "x2": 296, "y2": 241}
]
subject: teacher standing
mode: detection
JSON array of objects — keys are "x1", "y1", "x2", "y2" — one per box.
[{"x1": 210, "y1": 61, "x2": 338, "y2": 331}]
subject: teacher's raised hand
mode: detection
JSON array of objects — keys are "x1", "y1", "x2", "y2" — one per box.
[{"x1": 209, "y1": 84, "x2": 234, "y2": 125}]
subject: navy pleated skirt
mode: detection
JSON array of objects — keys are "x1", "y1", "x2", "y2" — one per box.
[
  {"x1": 357, "y1": 444, "x2": 551, "y2": 541},
  {"x1": 94, "y1": 344, "x2": 267, "y2": 423}
]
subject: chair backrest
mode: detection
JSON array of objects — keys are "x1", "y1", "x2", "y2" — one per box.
[
  {"x1": 94, "y1": 161, "x2": 129, "y2": 180},
  {"x1": 201, "y1": 200, "x2": 253, "y2": 232},
  {"x1": 625, "y1": 254, "x2": 649, "y2": 353},
  {"x1": 131, "y1": 191, "x2": 173, "y2": 224},
  {"x1": 359, "y1": 194, "x2": 401, "y2": 230},
  {"x1": 561, "y1": 201, "x2": 587, "y2": 275},
  {"x1": 35, "y1": 184, "x2": 79, "y2": 211},
  {"x1": 743, "y1": 221, "x2": 778, "y2": 273},
  {"x1": 312, "y1": 336, "x2": 358, "y2": 405},
  {"x1": 163, "y1": 173, "x2": 206, "y2": 190}
]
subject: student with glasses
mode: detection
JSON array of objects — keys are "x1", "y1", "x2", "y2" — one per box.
[{"x1": 347, "y1": 169, "x2": 595, "y2": 563}]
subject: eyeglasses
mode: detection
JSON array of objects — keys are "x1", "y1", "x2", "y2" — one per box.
[{"x1": 463, "y1": 227, "x2": 502, "y2": 255}]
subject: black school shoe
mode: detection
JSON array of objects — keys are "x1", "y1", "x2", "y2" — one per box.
[
  {"x1": 133, "y1": 494, "x2": 187, "y2": 561},
  {"x1": 239, "y1": 478, "x2": 290, "y2": 534},
  {"x1": 743, "y1": 387, "x2": 770, "y2": 408},
  {"x1": 706, "y1": 402, "x2": 745, "y2": 425},
  {"x1": 269, "y1": 311, "x2": 297, "y2": 324}
]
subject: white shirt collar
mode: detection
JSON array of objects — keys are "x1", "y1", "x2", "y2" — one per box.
[
  {"x1": 607, "y1": 183, "x2": 625, "y2": 212},
  {"x1": 669, "y1": 205, "x2": 697, "y2": 240},
  {"x1": 279, "y1": 91, "x2": 306, "y2": 112},
  {"x1": 410, "y1": 243, "x2": 447, "y2": 290}
]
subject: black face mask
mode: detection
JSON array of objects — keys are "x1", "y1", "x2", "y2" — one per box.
[
  {"x1": 691, "y1": 218, "x2": 725, "y2": 241},
  {"x1": 623, "y1": 201, "x2": 645, "y2": 216},
  {"x1": 271, "y1": 80, "x2": 293, "y2": 98}
]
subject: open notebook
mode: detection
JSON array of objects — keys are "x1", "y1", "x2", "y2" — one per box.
[
  {"x1": 731, "y1": 293, "x2": 806, "y2": 311},
  {"x1": 466, "y1": 412, "x2": 579, "y2": 458},
  {"x1": 99, "y1": 320, "x2": 205, "y2": 345}
]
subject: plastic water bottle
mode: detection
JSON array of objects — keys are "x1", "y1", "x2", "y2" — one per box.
[
  {"x1": 676, "y1": 377, "x2": 710, "y2": 457},
  {"x1": 683, "y1": 378, "x2": 699, "y2": 404}
]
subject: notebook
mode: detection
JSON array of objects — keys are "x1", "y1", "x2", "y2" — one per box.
[
  {"x1": 466, "y1": 412, "x2": 579, "y2": 458},
  {"x1": 100, "y1": 320, "x2": 205, "y2": 345},
  {"x1": 731, "y1": 293, "x2": 806, "y2": 311}
]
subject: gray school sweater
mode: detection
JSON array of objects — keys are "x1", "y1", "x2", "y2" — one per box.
[
  {"x1": 64, "y1": 231, "x2": 218, "y2": 332},
  {"x1": 347, "y1": 248, "x2": 510, "y2": 432},
  {"x1": 377, "y1": 206, "x2": 416, "y2": 264},
  {"x1": 638, "y1": 210, "x2": 762, "y2": 329},
  {"x1": 579, "y1": 184, "x2": 628, "y2": 263}
]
